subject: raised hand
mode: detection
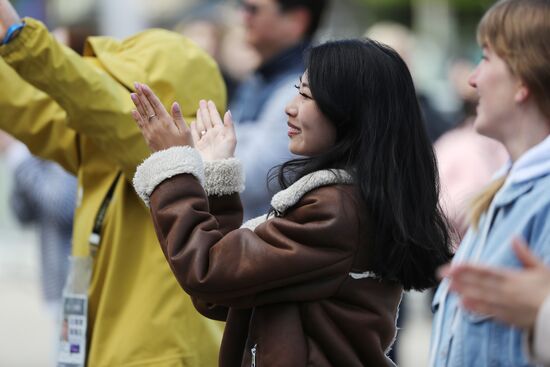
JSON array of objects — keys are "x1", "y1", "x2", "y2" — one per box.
[
  {"x1": 190, "y1": 99, "x2": 236, "y2": 161},
  {"x1": 0, "y1": 0, "x2": 21, "y2": 40},
  {"x1": 130, "y1": 83, "x2": 193, "y2": 152},
  {"x1": 441, "y1": 237, "x2": 550, "y2": 329}
]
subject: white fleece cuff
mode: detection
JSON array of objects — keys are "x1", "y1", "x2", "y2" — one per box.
[
  {"x1": 133, "y1": 146, "x2": 204, "y2": 207},
  {"x1": 203, "y1": 158, "x2": 245, "y2": 196},
  {"x1": 531, "y1": 294, "x2": 550, "y2": 364}
]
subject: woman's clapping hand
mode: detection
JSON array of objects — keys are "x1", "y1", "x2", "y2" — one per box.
[
  {"x1": 191, "y1": 99, "x2": 236, "y2": 161},
  {"x1": 130, "y1": 83, "x2": 236, "y2": 160}
]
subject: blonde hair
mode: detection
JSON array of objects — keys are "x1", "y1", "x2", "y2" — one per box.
[
  {"x1": 470, "y1": 176, "x2": 506, "y2": 229},
  {"x1": 470, "y1": 0, "x2": 550, "y2": 227}
]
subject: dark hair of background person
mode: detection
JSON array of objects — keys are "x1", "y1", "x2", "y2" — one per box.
[
  {"x1": 269, "y1": 39, "x2": 452, "y2": 291},
  {"x1": 277, "y1": 0, "x2": 328, "y2": 38}
]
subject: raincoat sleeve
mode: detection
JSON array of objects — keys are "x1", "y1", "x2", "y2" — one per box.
[
  {"x1": 0, "y1": 59, "x2": 79, "y2": 174},
  {"x1": 0, "y1": 18, "x2": 148, "y2": 178}
]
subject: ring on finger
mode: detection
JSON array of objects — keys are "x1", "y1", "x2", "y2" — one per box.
[
  {"x1": 200, "y1": 130, "x2": 207, "y2": 136},
  {"x1": 148, "y1": 114, "x2": 157, "y2": 122}
]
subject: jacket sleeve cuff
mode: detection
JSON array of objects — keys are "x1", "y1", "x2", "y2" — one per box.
[
  {"x1": 133, "y1": 146, "x2": 204, "y2": 207},
  {"x1": 0, "y1": 18, "x2": 40, "y2": 62},
  {"x1": 203, "y1": 158, "x2": 245, "y2": 196},
  {"x1": 526, "y1": 294, "x2": 550, "y2": 364}
]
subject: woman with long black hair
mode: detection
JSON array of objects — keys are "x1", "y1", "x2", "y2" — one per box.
[{"x1": 131, "y1": 39, "x2": 452, "y2": 366}]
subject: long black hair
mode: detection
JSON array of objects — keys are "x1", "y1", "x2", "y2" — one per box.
[{"x1": 269, "y1": 39, "x2": 452, "y2": 290}]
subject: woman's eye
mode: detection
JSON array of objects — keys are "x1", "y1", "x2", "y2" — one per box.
[{"x1": 294, "y1": 84, "x2": 312, "y2": 99}]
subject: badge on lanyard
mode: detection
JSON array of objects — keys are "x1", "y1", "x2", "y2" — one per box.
[
  {"x1": 57, "y1": 173, "x2": 119, "y2": 366},
  {"x1": 57, "y1": 294, "x2": 88, "y2": 366},
  {"x1": 57, "y1": 256, "x2": 92, "y2": 367}
]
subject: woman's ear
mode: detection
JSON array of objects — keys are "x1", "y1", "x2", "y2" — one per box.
[{"x1": 515, "y1": 83, "x2": 530, "y2": 103}]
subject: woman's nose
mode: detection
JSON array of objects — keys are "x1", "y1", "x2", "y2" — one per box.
[
  {"x1": 468, "y1": 66, "x2": 479, "y2": 88},
  {"x1": 285, "y1": 100, "x2": 298, "y2": 117}
]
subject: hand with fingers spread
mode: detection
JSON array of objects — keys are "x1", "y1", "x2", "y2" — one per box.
[
  {"x1": 190, "y1": 99, "x2": 236, "y2": 161},
  {"x1": 130, "y1": 82, "x2": 192, "y2": 152},
  {"x1": 441, "y1": 237, "x2": 550, "y2": 329}
]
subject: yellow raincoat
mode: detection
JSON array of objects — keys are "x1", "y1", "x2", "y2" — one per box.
[{"x1": 0, "y1": 18, "x2": 225, "y2": 366}]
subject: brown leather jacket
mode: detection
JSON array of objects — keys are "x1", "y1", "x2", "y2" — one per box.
[{"x1": 133, "y1": 147, "x2": 403, "y2": 367}]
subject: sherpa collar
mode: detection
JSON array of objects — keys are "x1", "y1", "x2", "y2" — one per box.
[
  {"x1": 270, "y1": 169, "x2": 353, "y2": 214},
  {"x1": 241, "y1": 169, "x2": 353, "y2": 230}
]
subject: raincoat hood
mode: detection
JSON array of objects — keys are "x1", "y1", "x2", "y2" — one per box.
[{"x1": 84, "y1": 29, "x2": 226, "y2": 119}]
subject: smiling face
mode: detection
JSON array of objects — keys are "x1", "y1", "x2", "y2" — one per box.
[
  {"x1": 284, "y1": 71, "x2": 337, "y2": 156},
  {"x1": 468, "y1": 46, "x2": 522, "y2": 142}
]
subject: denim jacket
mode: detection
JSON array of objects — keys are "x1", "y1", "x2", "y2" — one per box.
[{"x1": 430, "y1": 135, "x2": 550, "y2": 367}]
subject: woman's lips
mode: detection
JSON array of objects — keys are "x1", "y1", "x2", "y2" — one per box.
[{"x1": 288, "y1": 121, "x2": 301, "y2": 136}]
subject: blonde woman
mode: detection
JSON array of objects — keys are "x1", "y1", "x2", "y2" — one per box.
[{"x1": 430, "y1": 0, "x2": 550, "y2": 366}]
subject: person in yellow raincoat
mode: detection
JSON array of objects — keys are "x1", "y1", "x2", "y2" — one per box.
[{"x1": 0, "y1": 1, "x2": 225, "y2": 365}]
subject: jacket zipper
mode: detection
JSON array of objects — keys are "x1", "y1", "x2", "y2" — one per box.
[{"x1": 251, "y1": 344, "x2": 257, "y2": 367}]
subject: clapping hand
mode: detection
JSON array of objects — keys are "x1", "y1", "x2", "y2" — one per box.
[
  {"x1": 131, "y1": 83, "x2": 192, "y2": 152},
  {"x1": 191, "y1": 99, "x2": 236, "y2": 161},
  {"x1": 130, "y1": 83, "x2": 236, "y2": 160},
  {"x1": 441, "y1": 237, "x2": 550, "y2": 329}
]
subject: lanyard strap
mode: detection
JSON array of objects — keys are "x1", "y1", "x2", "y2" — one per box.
[{"x1": 88, "y1": 171, "x2": 122, "y2": 256}]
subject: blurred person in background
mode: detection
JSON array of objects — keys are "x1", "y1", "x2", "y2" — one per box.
[
  {"x1": 442, "y1": 237, "x2": 550, "y2": 366},
  {"x1": 366, "y1": 21, "x2": 451, "y2": 143},
  {"x1": 231, "y1": 0, "x2": 328, "y2": 219},
  {"x1": 0, "y1": 0, "x2": 226, "y2": 365},
  {"x1": 436, "y1": 59, "x2": 508, "y2": 243},
  {"x1": 218, "y1": 24, "x2": 261, "y2": 93},
  {"x1": 430, "y1": 0, "x2": 550, "y2": 365},
  {"x1": 0, "y1": 130, "x2": 75, "y2": 365},
  {"x1": 175, "y1": 4, "x2": 259, "y2": 101}
]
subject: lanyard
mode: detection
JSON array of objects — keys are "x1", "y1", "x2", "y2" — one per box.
[
  {"x1": 88, "y1": 171, "x2": 122, "y2": 257},
  {"x1": 56, "y1": 172, "x2": 121, "y2": 366}
]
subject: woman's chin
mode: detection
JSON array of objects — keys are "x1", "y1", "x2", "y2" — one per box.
[
  {"x1": 288, "y1": 141, "x2": 299, "y2": 155},
  {"x1": 473, "y1": 115, "x2": 488, "y2": 134}
]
